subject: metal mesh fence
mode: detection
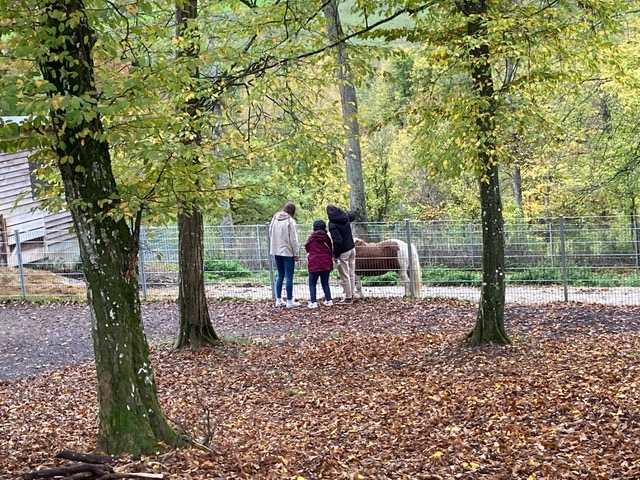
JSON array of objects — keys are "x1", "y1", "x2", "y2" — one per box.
[{"x1": 2, "y1": 216, "x2": 640, "y2": 305}]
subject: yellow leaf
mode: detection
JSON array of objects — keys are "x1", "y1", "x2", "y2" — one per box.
[{"x1": 433, "y1": 451, "x2": 443, "y2": 458}]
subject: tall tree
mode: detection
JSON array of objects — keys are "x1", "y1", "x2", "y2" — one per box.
[
  {"x1": 324, "y1": 0, "x2": 369, "y2": 230},
  {"x1": 25, "y1": 0, "x2": 177, "y2": 453},
  {"x1": 455, "y1": 0, "x2": 509, "y2": 345},
  {"x1": 174, "y1": 0, "x2": 219, "y2": 349}
]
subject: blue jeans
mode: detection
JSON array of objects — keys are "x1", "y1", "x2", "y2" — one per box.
[
  {"x1": 309, "y1": 270, "x2": 332, "y2": 303},
  {"x1": 274, "y1": 255, "x2": 295, "y2": 300}
]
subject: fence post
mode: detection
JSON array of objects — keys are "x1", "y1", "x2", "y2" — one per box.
[
  {"x1": 266, "y1": 223, "x2": 275, "y2": 299},
  {"x1": 558, "y1": 216, "x2": 569, "y2": 302},
  {"x1": 633, "y1": 213, "x2": 640, "y2": 268},
  {"x1": 14, "y1": 230, "x2": 26, "y2": 300},
  {"x1": 256, "y1": 225, "x2": 263, "y2": 268},
  {"x1": 139, "y1": 226, "x2": 148, "y2": 301},
  {"x1": 405, "y1": 218, "x2": 415, "y2": 297},
  {"x1": 468, "y1": 223, "x2": 475, "y2": 268},
  {"x1": 548, "y1": 220, "x2": 554, "y2": 268},
  {"x1": 163, "y1": 226, "x2": 169, "y2": 261}
]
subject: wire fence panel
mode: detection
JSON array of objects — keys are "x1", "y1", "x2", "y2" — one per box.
[{"x1": 2, "y1": 216, "x2": 640, "y2": 305}]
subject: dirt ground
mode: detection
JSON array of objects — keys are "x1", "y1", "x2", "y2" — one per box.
[
  {"x1": 2, "y1": 298, "x2": 640, "y2": 479},
  {"x1": 1, "y1": 297, "x2": 640, "y2": 381}
]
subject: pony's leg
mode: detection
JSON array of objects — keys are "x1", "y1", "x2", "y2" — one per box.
[
  {"x1": 355, "y1": 275, "x2": 364, "y2": 298},
  {"x1": 398, "y1": 267, "x2": 411, "y2": 296},
  {"x1": 396, "y1": 241, "x2": 411, "y2": 296},
  {"x1": 411, "y1": 244, "x2": 422, "y2": 298}
]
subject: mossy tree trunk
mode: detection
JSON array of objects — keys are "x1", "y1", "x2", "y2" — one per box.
[
  {"x1": 38, "y1": 0, "x2": 177, "y2": 453},
  {"x1": 174, "y1": 0, "x2": 219, "y2": 348},
  {"x1": 461, "y1": 0, "x2": 511, "y2": 346},
  {"x1": 471, "y1": 161, "x2": 511, "y2": 345}
]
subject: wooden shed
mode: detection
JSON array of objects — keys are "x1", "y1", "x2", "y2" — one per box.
[{"x1": 0, "y1": 118, "x2": 76, "y2": 267}]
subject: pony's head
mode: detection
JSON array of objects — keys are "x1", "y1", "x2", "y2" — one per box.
[{"x1": 354, "y1": 237, "x2": 367, "y2": 247}]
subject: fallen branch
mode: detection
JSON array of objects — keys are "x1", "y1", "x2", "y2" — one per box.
[
  {"x1": 23, "y1": 463, "x2": 112, "y2": 479},
  {"x1": 101, "y1": 473, "x2": 164, "y2": 479},
  {"x1": 24, "y1": 450, "x2": 163, "y2": 479},
  {"x1": 55, "y1": 450, "x2": 121, "y2": 465}
]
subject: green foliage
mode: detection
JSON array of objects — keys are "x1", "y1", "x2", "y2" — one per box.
[
  {"x1": 0, "y1": 0, "x2": 350, "y2": 226},
  {"x1": 507, "y1": 267, "x2": 640, "y2": 287},
  {"x1": 1, "y1": 0, "x2": 638, "y2": 227},
  {"x1": 203, "y1": 256, "x2": 252, "y2": 279},
  {"x1": 361, "y1": 271, "x2": 398, "y2": 286},
  {"x1": 419, "y1": 266, "x2": 640, "y2": 287},
  {"x1": 422, "y1": 267, "x2": 482, "y2": 286},
  {"x1": 355, "y1": 0, "x2": 639, "y2": 222}
]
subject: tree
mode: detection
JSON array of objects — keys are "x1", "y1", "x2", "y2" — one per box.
[
  {"x1": 324, "y1": 0, "x2": 369, "y2": 231},
  {"x1": 10, "y1": 0, "x2": 178, "y2": 453},
  {"x1": 174, "y1": 0, "x2": 219, "y2": 349},
  {"x1": 441, "y1": 0, "x2": 509, "y2": 345}
]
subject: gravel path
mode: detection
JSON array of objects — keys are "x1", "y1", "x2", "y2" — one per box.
[{"x1": 0, "y1": 302, "x2": 174, "y2": 381}]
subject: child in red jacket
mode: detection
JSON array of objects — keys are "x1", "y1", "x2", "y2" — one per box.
[{"x1": 305, "y1": 220, "x2": 334, "y2": 308}]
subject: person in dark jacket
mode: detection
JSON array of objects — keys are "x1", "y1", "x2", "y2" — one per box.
[
  {"x1": 326, "y1": 203, "x2": 356, "y2": 304},
  {"x1": 305, "y1": 219, "x2": 334, "y2": 309}
]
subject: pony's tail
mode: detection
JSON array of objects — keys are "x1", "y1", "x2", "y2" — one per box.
[{"x1": 410, "y1": 243, "x2": 422, "y2": 298}]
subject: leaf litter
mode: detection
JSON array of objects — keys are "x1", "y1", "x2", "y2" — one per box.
[{"x1": 1, "y1": 298, "x2": 639, "y2": 479}]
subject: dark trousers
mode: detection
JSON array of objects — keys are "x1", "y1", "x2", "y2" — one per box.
[{"x1": 308, "y1": 270, "x2": 332, "y2": 303}]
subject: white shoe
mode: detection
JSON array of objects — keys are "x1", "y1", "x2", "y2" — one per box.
[
  {"x1": 308, "y1": 302, "x2": 318, "y2": 309},
  {"x1": 275, "y1": 299, "x2": 286, "y2": 307},
  {"x1": 324, "y1": 300, "x2": 333, "y2": 307},
  {"x1": 286, "y1": 300, "x2": 301, "y2": 308}
]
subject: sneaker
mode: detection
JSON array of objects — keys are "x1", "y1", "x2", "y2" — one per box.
[
  {"x1": 324, "y1": 300, "x2": 333, "y2": 307},
  {"x1": 338, "y1": 297, "x2": 353, "y2": 304},
  {"x1": 308, "y1": 302, "x2": 318, "y2": 309},
  {"x1": 275, "y1": 299, "x2": 286, "y2": 307},
  {"x1": 286, "y1": 300, "x2": 301, "y2": 308}
]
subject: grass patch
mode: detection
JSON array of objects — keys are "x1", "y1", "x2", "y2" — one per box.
[{"x1": 204, "y1": 256, "x2": 253, "y2": 280}]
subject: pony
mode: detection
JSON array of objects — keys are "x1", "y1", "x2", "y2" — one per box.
[{"x1": 353, "y1": 238, "x2": 422, "y2": 298}]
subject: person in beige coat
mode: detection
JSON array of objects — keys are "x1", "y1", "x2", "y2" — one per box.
[{"x1": 269, "y1": 202, "x2": 301, "y2": 307}]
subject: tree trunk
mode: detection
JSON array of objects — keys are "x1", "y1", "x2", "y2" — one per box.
[
  {"x1": 176, "y1": 208, "x2": 219, "y2": 348},
  {"x1": 462, "y1": 0, "x2": 511, "y2": 345},
  {"x1": 470, "y1": 162, "x2": 510, "y2": 345},
  {"x1": 37, "y1": 0, "x2": 177, "y2": 453},
  {"x1": 512, "y1": 164, "x2": 524, "y2": 214},
  {"x1": 174, "y1": 0, "x2": 219, "y2": 348},
  {"x1": 323, "y1": 0, "x2": 369, "y2": 236}
]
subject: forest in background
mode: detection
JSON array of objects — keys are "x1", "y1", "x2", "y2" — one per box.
[{"x1": 1, "y1": 0, "x2": 638, "y2": 227}]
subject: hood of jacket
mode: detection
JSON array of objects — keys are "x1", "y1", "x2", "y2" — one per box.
[
  {"x1": 274, "y1": 211, "x2": 292, "y2": 222},
  {"x1": 328, "y1": 208, "x2": 351, "y2": 225}
]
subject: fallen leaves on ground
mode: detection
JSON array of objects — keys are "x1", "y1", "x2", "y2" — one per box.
[
  {"x1": 1, "y1": 298, "x2": 640, "y2": 479},
  {"x1": 0, "y1": 267, "x2": 85, "y2": 298}
]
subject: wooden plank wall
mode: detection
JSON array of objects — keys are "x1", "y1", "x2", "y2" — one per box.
[
  {"x1": 0, "y1": 150, "x2": 75, "y2": 266},
  {"x1": 0, "y1": 150, "x2": 46, "y2": 242}
]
